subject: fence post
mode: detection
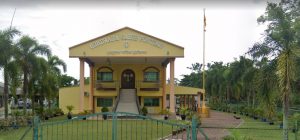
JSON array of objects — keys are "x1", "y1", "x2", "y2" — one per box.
[
  {"x1": 33, "y1": 116, "x2": 39, "y2": 140},
  {"x1": 112, "y1": 113, "x2": 117, "y2": 140},
  {"x1": 295, "y1": 120, "x2": 298, "y2": 140},
  {"x1": 191, "y1": 115, "x2": 197, "y2": 140}
]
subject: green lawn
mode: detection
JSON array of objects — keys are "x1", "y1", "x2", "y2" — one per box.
[
  {"x1": 0, "y1": 115, "x2": 188, "y2": 140},
  {"x1": 229, "y1": 116, "x2": 299, "y2": 140}
]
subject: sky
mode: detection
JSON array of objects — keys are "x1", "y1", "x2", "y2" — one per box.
[{"x1": 0, "y1": 0, "x2": 273, "y2": 82}]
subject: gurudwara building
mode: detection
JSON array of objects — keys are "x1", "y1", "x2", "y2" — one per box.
[{"x1": 59, "y1": 27, "x2": 204, "y2": 115}]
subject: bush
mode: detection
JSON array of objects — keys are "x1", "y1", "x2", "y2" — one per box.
[
  {"x1": 35, "y1": 107, "x2": 45, "y2": 119},
  {"x1": 53, "y1": 108, "x2": 64, "y2": 116},
  {"x1": 45, "y1": 109, "x2": 53, "y2": 118},
  {"x1": 101, "y1": 107, "x2": 109, "y2": 112},
  {"x1": 254, "y1": 108, "x2": 263, "y2": 117},
  {"x1": 78, "y1": 110, "x2": 92, "y2": 115},
  {"x1": 180, "y1": 107, "x2": 188, "y2": 115},
  {"x1": 141, "y1": 106, "x2": 148, "y2": 115}
]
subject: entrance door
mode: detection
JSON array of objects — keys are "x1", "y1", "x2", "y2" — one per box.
[{"x1": 121, "y1": 69, "x2": 135, "y2": 89}]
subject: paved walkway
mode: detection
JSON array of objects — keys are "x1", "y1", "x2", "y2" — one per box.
[
  {"x1": 165, "y1": 110, "x2": 243, "y2": 140},
  {"x1": 199, "y1": 110, "x2": 242, "y2": 139}
]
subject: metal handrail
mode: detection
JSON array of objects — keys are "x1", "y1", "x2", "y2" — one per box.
[
  {"x1": 112, "y1": 89, "x2": 121, "y2": 112},
  {"x1": 135, "y1": 89, "x2": 141, "y2": 114}
]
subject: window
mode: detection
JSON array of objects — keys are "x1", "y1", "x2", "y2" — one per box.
[
  {"x1": 143, "y1": 67, "x2": 159, "y2": 82},
  {"x1": 97, "y1": 98, "x2": 113, "y2": 107},
  {"x1": 97, "y1": 72, "x2": 113, "y2": 81},
  {"x1": 144, "y1": 72, "x2": 159, "y2": 82},
  {"x1": 144, "y1": 98, "x2": 159, "y2": 107}
]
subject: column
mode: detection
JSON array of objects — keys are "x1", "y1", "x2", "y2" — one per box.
[
  {"x1": 197, "y1": 92, "x2": 201, "y2": 112},
  {"x1": 169, "y1": 58, "x2": 175, "y2": 113},
  {"x1": 79, "y1": 58, "x2": 85, "y2": 112},
  {"x1": 187, "y1": 95, "x2": 190, "y2": 109},
  {"x1": 180, "y1": 96, "x2": 182, "y2": 108},
  {"x1": 184, "y1": 95, "x2": 186, "y2": 108},
  {"x1": 89, "y1": 64, "x2": 94, "y2": 112},
  {"x1": 162, "y1": 66, "x2": 167, "y2": 110}
]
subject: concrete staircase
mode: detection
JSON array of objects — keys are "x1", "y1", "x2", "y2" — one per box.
[{"x1": 115, "y1": 89, "x2": 139, "y2": 114}]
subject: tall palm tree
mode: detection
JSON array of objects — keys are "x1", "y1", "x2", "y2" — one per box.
[
  {"x1": 248, "y1": 1, "x2": 300, "y2": 139},
  {"x1": 46, "y1": 55, "x2": 66, "y2": 108},
  {"x1": 15, "y1": 35, "x2": 51, "y2": 111},
  {"x1": 0, "y1": 28, "x2": 20, "y2": 118}
]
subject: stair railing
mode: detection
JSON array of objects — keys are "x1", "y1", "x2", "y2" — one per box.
[
  {"x1": 112, "y1": 82, "x2": 121, "y2": 112},
  {"x1": 135, "y1": 89, "x2": 141, "y2": 114}
]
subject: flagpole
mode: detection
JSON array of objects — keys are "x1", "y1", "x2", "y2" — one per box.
[
  {"x1": 9, "y1": 8, "x2": 16, "y2": 30},
  {"x1": 202, "y1": 8, "x2": 206, "y2": 111}
]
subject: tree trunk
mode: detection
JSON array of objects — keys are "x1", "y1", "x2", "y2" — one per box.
[
  {"x1": 31, "y1": 93, "x2": 35, "y2": 116},
  {"x1": 283, "y1": 93, "x2": 289, "y2": 140},
  {"x1": 247, "y1": 89, "x2": 250, "y2": 107},
  {"x1": 252, "y1": 91, "x2": 255, "y2": 108},
  {"x1": 48, "y1": 97, "x2": 51, "y2": 109},
  {"x1": 4, "y1": 67, "x2": 9, "y2": 119},
  {"x1": 22, "y1": 71, "x2": 28, "y2": 113}
]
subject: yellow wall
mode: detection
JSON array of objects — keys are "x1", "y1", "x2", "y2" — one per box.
[
  {"x1": 59, "y1": 85, "x2": 90, "y2": 114},
  {"x1": 94, "y1": 63, "x2": 164, "y2": 96}
]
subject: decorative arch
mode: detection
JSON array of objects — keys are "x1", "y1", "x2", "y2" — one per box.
[
  {"x1": 143, "y1": 66, "x2": 160, "y2": 72},
  {"x1": 143, "y1": 66, "x2": 160, "y2": 82},
  {"x1": 97, "y1": 66, "x2": 113, "y2": 72},
  {"x1": 96, "y1": 66, "x2": 113, "y2": 82}
]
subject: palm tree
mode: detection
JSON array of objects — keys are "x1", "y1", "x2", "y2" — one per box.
[
  {"x1": 248, "y1": 1, "x2": 300, "y2": 139},
  {"x1": 46, "y1": 55, "x2": 66, "y2": 108},
  {"x1": 0, "y1": 28, "x2": 20, "y2": 118},
  {"x1": 15, "y1": 35, "x2": 52, "y2": 112}
]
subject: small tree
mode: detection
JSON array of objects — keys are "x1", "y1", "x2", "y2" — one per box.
[
  {"x1": 66, "y1": 105, "x2": 74, "y2": 119},
  {"x1": 141, "y1": 106, "x2": 148, "y2": 116}
]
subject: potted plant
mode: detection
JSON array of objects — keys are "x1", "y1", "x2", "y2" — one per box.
[
  {"x1": 180, "y1": 107, "x2": 188, "y2": 120},
  {"x1": 66, "y1": 105, "x2": 74, "y2": 120},
  {"x1": 35, "y1": 107, "x2": 45, "y2": 120},
  {"x1": 44, "y1": 109, "x2": 52, "y2": 120},
  {"x1": 160, "y1": 109, "x2": 170, "y2": 120},
  {"x1": 101, "y1": 107, "x2": 109, "y2": 120},
  {"x1": 141, "y1": 106, "x2": 148, "y2": 116},
  {"x1": 253, "y1": 108, "x2": 263, "y2": 120}
]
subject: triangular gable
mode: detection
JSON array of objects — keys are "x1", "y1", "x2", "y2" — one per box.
[{"x1": 69, "y1": 27, "x2": 184, "y2": 58}]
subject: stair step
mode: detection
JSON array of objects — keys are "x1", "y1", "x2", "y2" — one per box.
[{"x1": 115, "y1": 89, "x2": 139, "y2": 114}]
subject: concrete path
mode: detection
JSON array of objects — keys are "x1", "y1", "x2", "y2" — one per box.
[{"x1": 165, "y1": 110, "x2": 242, "y2": 140}]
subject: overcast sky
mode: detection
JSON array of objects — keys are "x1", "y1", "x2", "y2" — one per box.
[{"x1": 0, "y1": 1, "x2": 274, "y2": 82}]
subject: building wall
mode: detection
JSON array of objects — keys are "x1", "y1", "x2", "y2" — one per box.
[
  {"x1": 94, "y1": 63, "x2": 164, "y2": 96},
  {"x1": 59, "y1": 85, "x2": 90, "y2": 114}
]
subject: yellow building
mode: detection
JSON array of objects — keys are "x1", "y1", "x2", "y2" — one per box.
[{"x1": 59, "y1": 27, "x2": 204, "y2": 114}]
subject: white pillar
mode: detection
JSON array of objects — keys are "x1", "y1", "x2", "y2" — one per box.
[{"x1": 79, "y1": 58, "x2": 85, "y2": 112}]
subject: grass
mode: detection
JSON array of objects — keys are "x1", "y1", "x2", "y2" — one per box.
[
  {"x1": 0, "y1": 115, "x2": 188, "y2": 140},
  {"x1": 228, "y1": 116, "x2": 300, "y2": 140}
]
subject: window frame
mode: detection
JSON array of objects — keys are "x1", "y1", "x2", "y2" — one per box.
[
  {"x1": 97, "y1": 72, "x2": 113, "y2": 82},
  {"x1": 96, "y1": 67, "x2": 114, "y2": 82},
  {"x1": 96, "y1": 98, "x2": 113, "y2": 107},
  {"x1": 143, "y1": 66, "x2": 160, "y2": 82},
  {"x1": 144, "y1": 98, "x2": 160, "y2": 107}
]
